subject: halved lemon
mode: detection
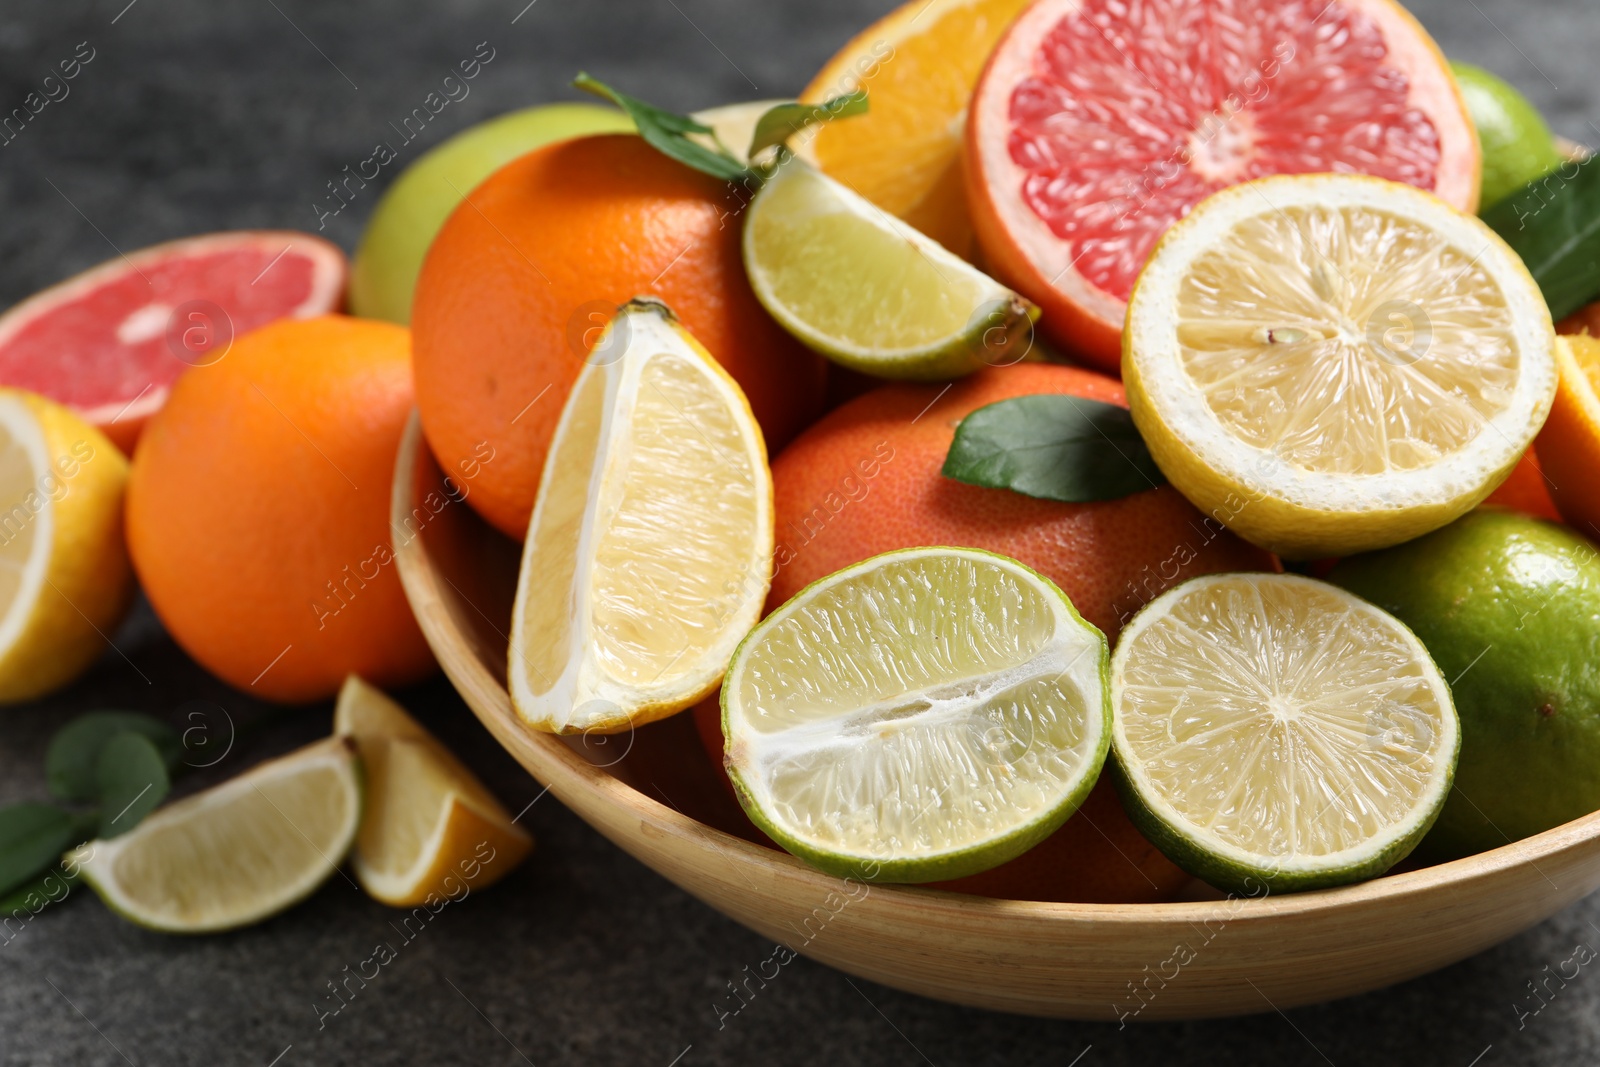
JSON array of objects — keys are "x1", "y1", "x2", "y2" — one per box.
[
  {"x1": 1110, "y1": 572, "x2": 1459, "y2": 893},
  {"x1": 744, "y1": 157, "x2": 1037, "y2": 381},
  {"x1": 723, "y1": 546, "x2": 1110, "y2": 883},
  {"x1": 69, "y1": 737, "x2": 361, "y2": 933},
  {"x1": 334, "y1": 676, "x2": 532, "y2": 907},
  {"x1": 1124, "y1": 174, "x2": 1557, "y2": 558},
  {"x1": 508, "y1": 299, "x2": 773, "y2": 735},
  {"x1": 0, "y1": 389, "x2": 133, "y2": 702}
]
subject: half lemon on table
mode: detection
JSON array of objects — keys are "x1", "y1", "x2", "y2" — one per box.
[
  {"x1": 1124, "y1": 173, "x2": 1556, "y2": 558},
  {"x1": 0, "y1": 389, "x2": 132, "y2": 703},
  {"x1": 508, "y1": 299, "x2": 773, "y2": 736},
  {"x1": 1110, "y1": 572, "x2": 1459, "y2": 893},
  {"x1": 722, "y1": 546, "x2": 1111, "y2": 883}
]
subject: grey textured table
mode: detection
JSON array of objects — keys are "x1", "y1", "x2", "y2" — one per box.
[{"x1": 2, "y1": 1, "x2": 1597, "y2": 1064}]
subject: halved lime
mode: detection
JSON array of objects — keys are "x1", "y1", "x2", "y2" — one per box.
[
  {"x1": 69, "y1": 737, "x2": 361, "y2": 932},
  {"x1": 743, "y1": 158, "x2": 1037, "y2": 380},
  {"x1": 722, "y1": 546, "x2": 1110, "y2": 883},
  {"x1": 1110, "y1": 572, "x2": 1459, "y2": 893}
]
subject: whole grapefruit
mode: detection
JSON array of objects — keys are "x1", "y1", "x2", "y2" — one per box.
[
  {"x1": 411, "y1": 133, "x2": 827, "y2": 540},
  {"x1": 766, "y1": 362, "x2": 1277, "y2": 640},
  {"x1": 126, "y1": 316, "x2": 434, "y2": 703}
]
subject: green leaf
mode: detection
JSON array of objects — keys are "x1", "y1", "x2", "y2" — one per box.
[
  {"x1": 0, "y1": 865, "x2": 79, "y2": 922},
  {"x1": 0, "y1": 804, "x2": 74, "y2": 898},
  {"x1": 942, "y1": 394, "x2": 1166, "y2": 502},
  {"x1": 95, "y1": 732, "x2": 170, "y2": 839},
  {"x1": 47, "y1": 711, "x2": 180, "y2": 802},
  {"x1": 572, "y1": 72, "x2": 749, "y2": 182},
  {"x1": 1481, "y1": 155, "x2": 1600, "y2": 320},
  {"x1": 747, "y1": 92, "x2": 869, "y2": 159}
]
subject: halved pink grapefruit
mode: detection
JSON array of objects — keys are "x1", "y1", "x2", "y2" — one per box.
[
  {"x1": 0, "y1": 231, "x2": 346, "y2": 452},
  {"x1": 966, "y1": 0, "x2": 1479, "y2": 373}
]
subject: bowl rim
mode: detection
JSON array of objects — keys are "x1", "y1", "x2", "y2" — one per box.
[{"x1": 392, "y1": 407, "x2": 1600, "y2": 924}]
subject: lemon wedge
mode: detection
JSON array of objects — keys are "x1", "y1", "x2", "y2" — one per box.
[
  {"x1": 508, "y1": 299, "x2": 774, "y2": 735},
  {"x1": 334, "y1": 676, "x2": 532, "y2": 907}
]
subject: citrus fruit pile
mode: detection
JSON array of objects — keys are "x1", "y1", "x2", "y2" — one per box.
[{"x1": 4, "y1": 0, "x2": 1600, "y2": 936}]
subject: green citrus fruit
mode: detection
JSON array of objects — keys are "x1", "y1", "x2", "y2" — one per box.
[
  {"x1": 1329, "y1": 508, "x2": 1600, "y2": 860},
  {"x1": 1110, "y1": 573, "x2": 1458, "y2": 894},
  {"x1": 722, "y1": 546, "x2": 1111, "y2": 883},
  {"x1": 1451, "y1": 61, "x2": 1564, "y2": 209},
  {"x1": 349, "y1": 103, "x2": 633, "y2": 324}
]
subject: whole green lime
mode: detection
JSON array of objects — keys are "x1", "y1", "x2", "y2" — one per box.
[
  {"x1": 1451, "y1": 61, "x2": 1565, "y2": 209},
  {"x1": 348, "y1": 103, "x2": 633, "y2": 324},
  {"x1": 1329, "y1": 509, "x2": 1600, "y2": 860}
]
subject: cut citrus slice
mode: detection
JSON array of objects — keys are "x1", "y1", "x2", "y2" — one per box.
[
  {"x1": 798, "y1": 0, "x2": 1033, "y2": 257},
  {"x1": 744, "y1": 158, "x2": 1036, "y2": 380},
  {"x1": 508, "y1": 299, "x2": 773, "y2": 735},
  {"x1": 1535, "y1": 335, "x2": 1600, "y2": 538},
  {"x1": 1124, "y1": 174, "x2": 1556, "y2": 558},
  {"x1": 0, "y1": 389, "x2": 133, "y2": 703},
  {"x1": 967, "y1": 0, "x2": 1479, "y2": 371},
  {"x1": 1110, "y1": 572, "x2": 1458, "y2": 893},
  {"x1": 722, "y1": 546, "x2": 1111, "y2": 882},
  {"x1": 0, "y1": 232, "x2": 345, "y2": 452},
  {"x1": 334, "y1": 676, "x2": 532, "y2": 906},
  {"x1": 69, "y1": 737, "x2": 361, "y2": 933}
]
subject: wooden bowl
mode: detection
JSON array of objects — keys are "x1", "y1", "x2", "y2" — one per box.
[{"x1": 392, "y1": 412, "x2": 1600, "y2": 1020}]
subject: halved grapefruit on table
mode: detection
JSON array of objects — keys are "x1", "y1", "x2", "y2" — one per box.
[
  {"x1": 0, "y1": 231, "x2": 345, "y2": 453},
  {"x1": 966, "y1": 0, "x2": 1480, "y2": 372}
]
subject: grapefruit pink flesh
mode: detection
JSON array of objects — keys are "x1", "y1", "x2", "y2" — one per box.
[
  {"x1": 967, "y1": 0, "x2": 1478, "y2": 372},
  {"x1": 0, "y1": 231, "x2": 346, "y2": 452}
]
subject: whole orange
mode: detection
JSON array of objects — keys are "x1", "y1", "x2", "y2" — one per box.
[
  {"x1": 411, "y1": 133, "x2": 828, "y2": 539},
  {"x1": 126, "y1": 316, "x2": 434, "y2": 703},
  {"x1": 1483, "y1": 448, "x2": 1561, "y2": 522},
  {"x1": 767, "y1": 362, "x2": 1277, "y2": 640},
  {"x1": 1536, "y1": 333, "x2": 1600, "y2": 541}
]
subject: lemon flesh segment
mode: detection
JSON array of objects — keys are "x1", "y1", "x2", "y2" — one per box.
[
  {"x1": 509, "y1": 300, "x2": 774, "y2": 735},
  {"x1": 723, "y1": 546, "x2": 1110, "y2": 883},
  {"x1": 1110, "y1": 573, "x2": 1458, "y2": 894},
  {"x1": 1124, "y1": 174, "x2": 1556, "y2": 558},
  {"x1": 334, "y1": 676, "x2": 531, "y2": 907},
  {"x1": 744, "y1": 158, "x2": 1035, "y2": 380},
  {"x1": 69, "y1": 737, "x2": 361, "y2": 933}
]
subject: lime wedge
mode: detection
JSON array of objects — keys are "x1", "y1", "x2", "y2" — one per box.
[
  {"x1": 69, "y1": 737, "x2": 361, "y2": 932},
  {"x1": 722, "y1": 546, "x2": 1110, "y2": 882},
  {"x1": 743, "y1": 158, "x2": 1037, "y2": 380},
  {"x1": 1110, "y1": 572, "x2": 1459, "y2": 893}
]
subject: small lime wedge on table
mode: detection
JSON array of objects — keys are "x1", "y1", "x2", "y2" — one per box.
[{"x1": 70, "y1": 737, "x2": 361, "y2": 933}]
